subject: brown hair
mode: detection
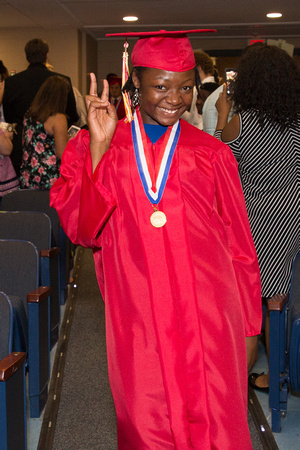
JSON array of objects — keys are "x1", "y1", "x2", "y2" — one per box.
[
  {"x1": 25, "y1": 38, "x2": 49, "y2": 64},
  {"x1": 0, "y1": 60, "x2": 9, "y2": 82},
  {"x1": 28, "y1": 75, "x2": 70, "y2": 123},
  {"x1": 194, "y1": 50, "x2": 214, "y2": 75}
]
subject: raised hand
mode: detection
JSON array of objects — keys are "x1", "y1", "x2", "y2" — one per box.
[
  {"x1": 215, "y1": 83, "x2": 232, "y2": 118},
  {"x1": 85, "y1": 73, "x2": 118, "y2": 170}
]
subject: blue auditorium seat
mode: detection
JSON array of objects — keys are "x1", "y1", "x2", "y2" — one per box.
[
  {"x1": 0, "y1": 211, "x2": 60, "y2": 348},
  {"x1": 0, "y1": 239, "x2": 51, "y2": 418},
  {"x1": 268, "y1": 252, "x2": 300, "y2": 432},
  {"x1": 0, "y1": 290, "x2": 27, "y2": 449},
  {"x1": 2, "y1": 189, "x2": 73, "y2": 305}
]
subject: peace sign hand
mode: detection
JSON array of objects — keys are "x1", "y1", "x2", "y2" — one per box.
[{"x1": 85, "y1": 73, "x2": 118, "y2": 169}]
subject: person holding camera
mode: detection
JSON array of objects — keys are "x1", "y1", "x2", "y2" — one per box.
[{"x1": 215, "y1": 43, "x2": 300, "y2": 392}]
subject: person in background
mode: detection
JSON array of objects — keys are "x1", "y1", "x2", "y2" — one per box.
[
  {"x1": 0, "y1": 60, "x2": 19, "y2": 202},
  {"x1": 202, "y1": 83, "x2": 234, "y2": 135},
  {"x1": 0, "y1": 60, "x2": 9, "y2": 80},
  {"x1": 72, "y1": 85, "x2": 88, "y2": 128},
  {"x1": 20, "y1": 75, "x2": 69, "y2": 189},
  {"x1": 0, "y1": 127, "x2": 18, "y2": 205},
  {"x1": 2, "y1": 38, "x2": 78, "y2": 176},
  {"x1": 50, "y1": 30, "x2": 261, "y2": 449},
  {"x1": 195, "y1": 81, "x2": 220, "y2": 116},
  {"x1": 214, "y1": 44, "x2": 300, "y2": 392},
  {"x1": 194, "y1": 50, "x2": 218, "y2": 85},
  {"x1": 46, "y1": 61, "x2": 87, "y2": 128},
  {"x1": 182, "y1": 50, "x2": 219, "y2": 129},
  {"x1": 202, "y1": 43, "x2": 265, "y2": 135},
  {"x1": 108, "y1": 75, "x2": 125, "y2": 120},
  {"x1": 106, "y1": 72, "x2": 118, "y2": 83},
  {"x1": 0, "y1": 128, "x2": 12, "y2": 154},
  {"x1": 0, "y1": 60, "x2": 9, "y2": 121},
  {"x1": 97, "y1": 73, "x2": 118, "y2": 98}
]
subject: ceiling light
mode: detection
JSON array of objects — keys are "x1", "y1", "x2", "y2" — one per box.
[
  {"x1": 266, "y1": 12, "x2": 282, "y2": 18},
  {"x1": 123, "y1": 16, "x2": 138, "y2": 22}
]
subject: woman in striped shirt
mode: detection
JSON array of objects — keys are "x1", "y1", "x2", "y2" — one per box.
[{"x1": 215, "y1": 43, "x2": 300, "y2": 391}]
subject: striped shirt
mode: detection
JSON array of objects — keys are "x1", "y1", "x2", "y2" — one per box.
[{"x1": 215, "y1": 110, "x2": 300, "y2": 296}]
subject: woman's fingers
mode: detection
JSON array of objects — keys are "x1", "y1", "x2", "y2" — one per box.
[
  {"x1": 86, "y1": 74, "x2": 117, "y2": 126},
  {"x1": 100, "y1": 79, "x2": 109, "y2": 103},
  {"x1": 88, "y1": 74, "x2": 111, "y2": 106},
  {"x1": 89, "y1": 72, "x2": 98, "y2": 96},
  {"x1": 86, "y1": 94, "x2": 109, "y2": 111}
]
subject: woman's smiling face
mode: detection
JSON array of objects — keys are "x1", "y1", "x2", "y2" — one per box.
[{"x1": 132, "y1": 68, "x2": 195, "y2": 126}]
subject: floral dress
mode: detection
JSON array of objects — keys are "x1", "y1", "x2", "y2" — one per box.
[{"x1": 20, "y1": 116, "x2": 60, "y2": 189}]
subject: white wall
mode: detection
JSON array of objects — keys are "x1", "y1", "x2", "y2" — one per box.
[
  {"x1": 0, "y1": 27, "x2": 79, "y2": 88},
  {"x1": 85, "y1": 33, "x2": 98, "y2": 95},
  {"x1": 97, "y1": 39, "x2": 126, "y2": 81}
]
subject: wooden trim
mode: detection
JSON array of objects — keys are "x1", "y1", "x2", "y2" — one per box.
[
  {"x1": 27, "y1": 286, "x2": 51, "y2": 303},
  {"x1": 0, "y1": 352, "x2": 26, "y2": 381},
  {"x1": 267, "y1": 293, "x2": 289, "y2": 312},
  {"x1": 40, "y1": 247, "x2": 60, "y2": 258}
]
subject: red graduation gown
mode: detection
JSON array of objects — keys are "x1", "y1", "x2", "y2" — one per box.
[
  {"x1": 50, "y1": 119, "x2": 262, "y2": 449},
  {"x1": 110, "y1": 96, "x2": 126, "y2": 120}
]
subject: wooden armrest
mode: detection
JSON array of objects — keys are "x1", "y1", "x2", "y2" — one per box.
[
  {"x1": 267, "y1": 293, "x2": 289, "y2": 312},
  {"x1": 40, "y1": 247, "x2": 60, "y2": 258},
  {"x1": 27, "y1": 286, "x2": 51, "y2": 303},
  {"x1": 0, "y1": 352, "x2": 26, "y2": 381}
]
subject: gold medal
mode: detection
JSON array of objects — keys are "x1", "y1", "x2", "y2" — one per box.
[{"x1": 150, "y1": 210, "x2": 167, "y2": 228}]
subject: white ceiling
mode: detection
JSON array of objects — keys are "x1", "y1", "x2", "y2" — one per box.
[{"x1": 1, "y1": 0, "x2": 300, "y2": 43}]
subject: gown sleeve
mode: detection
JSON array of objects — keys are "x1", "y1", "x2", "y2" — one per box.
[
  {"x1": 211, "y1": 142, "x2": 262, "y2": 336},
  {"x1": 50, "y1": 129, "x2": 117, "y2": 248}
]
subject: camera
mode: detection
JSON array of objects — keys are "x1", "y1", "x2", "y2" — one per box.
[{"x1": 225, "y1": 68, "x2": 237, "y2": 96}]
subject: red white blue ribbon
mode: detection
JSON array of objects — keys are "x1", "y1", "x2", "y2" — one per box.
[{"x1": 132, "y1": 109, "x2": 180, "y2": 205}]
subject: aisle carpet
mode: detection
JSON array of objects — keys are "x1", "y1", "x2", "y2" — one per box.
[
  {"x1": 39, "y1": 247, "x2": 117, "y2": 449},
  {"x1": 38, "y1": 247, "x2": 276, "y2": 449}
]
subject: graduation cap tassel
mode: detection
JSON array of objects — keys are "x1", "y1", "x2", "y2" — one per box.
[{"x1": 122, "y1": 40, "x2": 133, "y2": 123}]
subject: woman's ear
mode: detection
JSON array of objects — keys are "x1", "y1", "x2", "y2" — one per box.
[{"x1": 132, "y1": 70, "x2": 140, "y2": 90}]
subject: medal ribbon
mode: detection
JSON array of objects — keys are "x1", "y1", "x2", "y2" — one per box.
[{"x1": 132, "y1": 109, "x2": 180, "y2": 205}]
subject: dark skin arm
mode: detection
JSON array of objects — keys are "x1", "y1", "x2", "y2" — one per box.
[
  {"x1": 215, "y1": 84, "x2": 240, "y2": 142},
  {"x1": 246, "y1": 336, "x2": 258, "y2": 372}
]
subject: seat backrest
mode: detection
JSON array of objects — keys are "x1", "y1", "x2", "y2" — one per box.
[
  {"x1": 288, "y1": 253, "x2": 300, "y2": 337},
  {"x1": 0, "y1": 211, "x2": 51, "y2": 253},
  {"x1": 288, "y1": 253, "x2": 300, "y2": 391},
  {"x1": 2, "y1": 190, "x2": 60, "y2": 247},
  {"x1": 0, "y1": 291, "x2": 13, "y2": 360},
  {"x1": 0, "y1": 239, "x2": 39, "y2": 311}
]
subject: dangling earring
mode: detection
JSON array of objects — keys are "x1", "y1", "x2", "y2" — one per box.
[{"x1": 132, "y1": 88, "x2": 140, "y2": 109}]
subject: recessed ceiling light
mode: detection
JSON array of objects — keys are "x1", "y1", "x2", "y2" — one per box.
[
  {"x1": 266, "y1": 12, "x2": 282, "y2": 18},
  {"x1": 123, "y1": 16, "x2": 138, "y2": 22}
]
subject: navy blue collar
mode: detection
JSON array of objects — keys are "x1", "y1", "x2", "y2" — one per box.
[{"x1": 143, "y1": 123, "x2": 168, "y2": 144}]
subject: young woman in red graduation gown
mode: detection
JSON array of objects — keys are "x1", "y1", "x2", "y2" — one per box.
[{"x1": 50, "y1": 30, "x2": 262, "y2": 449}]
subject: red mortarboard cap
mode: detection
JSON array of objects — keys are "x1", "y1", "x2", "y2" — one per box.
[
  {"x1": 106, "y1": 29, "x2": 216, "y2": 72},
  {"x1": 109, "y1": 75, "x2": 122, "y2": 86}
]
